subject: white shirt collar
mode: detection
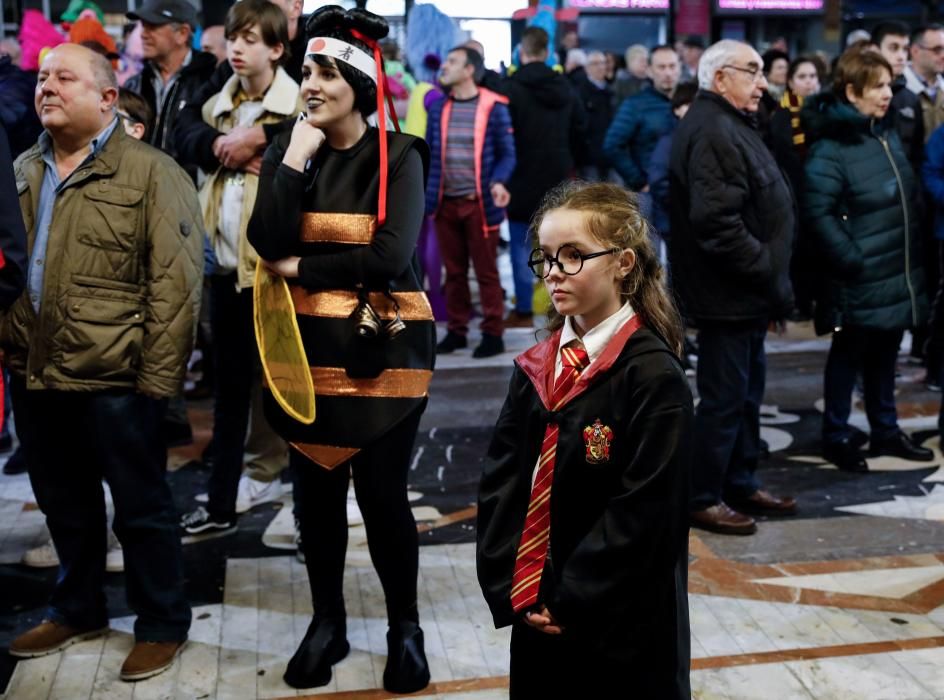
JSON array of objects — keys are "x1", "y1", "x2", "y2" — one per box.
[
  {"x1": 904, "y1": 64, "x2": 944, "y2": 96},
  {"x1": 557, "y1": 302, "x2": 635, "y2": 376}
]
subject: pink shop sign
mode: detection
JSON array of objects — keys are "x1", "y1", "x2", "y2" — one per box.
[
  {"x1": 569, "y1": 0, "x2": 670, "y2": 9},
  {"x1": 717, "y1": 0, "x2": 823, "y2": 9}
]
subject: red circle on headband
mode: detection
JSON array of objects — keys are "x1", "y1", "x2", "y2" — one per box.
[{"x1": 309, "y1": 38, "x2": 326, "y2": 52}]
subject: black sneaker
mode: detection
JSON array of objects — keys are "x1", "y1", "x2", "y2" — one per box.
[
  {"x1": 473, "y1": 333, "x2": 505, "y2": 358},
  {"x1": 180, "y1": 506, "x2": 237, "y2": 540},
  {"x1": 436, "y1": 332, "x2": 467, "y2": 354}
]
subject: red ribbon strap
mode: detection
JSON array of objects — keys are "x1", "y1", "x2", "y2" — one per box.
[{"x1": 349, "y1": 29, "x2": 401, "y2": 228}]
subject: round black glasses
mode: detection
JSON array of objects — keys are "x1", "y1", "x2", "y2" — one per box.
[{"x1": 527, "y1": 244, "x2": 621, "y2": 279}]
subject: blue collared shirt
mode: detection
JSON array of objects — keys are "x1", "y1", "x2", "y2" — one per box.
[{"x1": 28, "y1": 117, "x2": 120, "y2": 312}]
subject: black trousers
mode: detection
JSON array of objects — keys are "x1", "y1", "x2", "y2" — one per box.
[
  {"x1": 206, "y1": 273, "x2": 256, "y2": 520},
  {"x1": 292, "y1": 404, "x2": 424, "y2": 622},
  {"x1": 823, "y1": 326, "x2": 902, "y2": 445},
  {"x1": 690, "y1": 319, "x2": 766, "y2": 511},
  {"x1": 11, "y1": 376, "x2": 191, "y2": 641}
]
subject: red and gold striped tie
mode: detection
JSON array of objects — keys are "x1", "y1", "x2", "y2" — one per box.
[{"x1": 510, "y1": 340, "x2": 590, "y2": 613}]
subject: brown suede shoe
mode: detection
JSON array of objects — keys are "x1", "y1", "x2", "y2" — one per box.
[
  {"x1": 504, "y1": 310, "x2": 534, "y2": 328},
  {"x1": 729, "y1": 490, "x2": 798, "y2": 516},
  {"x1": 9, "y1": 620, "x2": 108, "y2": 658},
  {"x1": 690, "y1": 502, "x2": 757, "y2": 535},
  {"x1": 120, "y1": 640, "x2": 185, "y2": 682}
]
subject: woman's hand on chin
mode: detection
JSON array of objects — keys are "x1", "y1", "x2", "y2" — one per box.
[
  {"x1": 283, "y1": 117, "x2": 326, "y2": 172},
  {"x1": 263, "y1": 256, "x2": 302, "y2": 278}
]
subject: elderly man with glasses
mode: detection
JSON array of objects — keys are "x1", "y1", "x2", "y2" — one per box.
[{"x1": 668, "y1": 40, "x2": 797, "y2": 536}]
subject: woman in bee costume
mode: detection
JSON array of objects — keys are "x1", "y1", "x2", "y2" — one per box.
[{"x1": 247, "y1": 6, "x2": 434, "y2": 693}]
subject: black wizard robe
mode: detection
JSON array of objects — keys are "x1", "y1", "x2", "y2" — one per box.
[{"x1": 477, "y1": 320, "x2": 693, "y2": 698}]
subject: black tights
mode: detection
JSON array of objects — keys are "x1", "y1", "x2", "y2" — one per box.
[{"x1": 292, "y1": 406, "x2": 424, "y2": 623}]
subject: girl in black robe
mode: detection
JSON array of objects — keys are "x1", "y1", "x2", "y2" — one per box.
[
  {"x1": 477, "y1": 182, "x2": 693, "y2": 698},
  {"x1": 247, "y1": 6, "x2": 435, "y2": 693}
]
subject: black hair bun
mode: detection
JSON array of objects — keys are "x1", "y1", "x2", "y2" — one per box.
[{"x1": 305, "y1": 5, "x2": 388, "y2": 42}]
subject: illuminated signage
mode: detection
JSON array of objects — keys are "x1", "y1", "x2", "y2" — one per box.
[
  {"x1": 569, "y1": 0, "x2": 670, "y2": 9},
  {"x1": 716, "y1": 0, "x2": 823, "y2": 10}
]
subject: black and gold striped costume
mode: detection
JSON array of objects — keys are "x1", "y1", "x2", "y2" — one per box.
[
  {"x1": 249, "y1": 126, "x2": 434, "y2": 468},
  {"x1": 248, "y1": 125, "x2": 433, "y2": 626}
]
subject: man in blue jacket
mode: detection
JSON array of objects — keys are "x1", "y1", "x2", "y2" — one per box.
[
  {"x1": 603, "y1": 45, "x2": 680, "y2": 193},
  {"x1": 426, "y1": 46, "x2": 516, "y2": 358}
]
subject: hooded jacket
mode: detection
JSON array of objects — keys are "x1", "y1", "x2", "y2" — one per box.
[
  {"x1": 668, "y1": 91, "x2": 796, "y2": 322},
  {"x1": 500, "y1": 62, "x2": 586, "y2": 222},
  {"x1": 802, "y1": 91, "x2": 927, "y2": 335}
]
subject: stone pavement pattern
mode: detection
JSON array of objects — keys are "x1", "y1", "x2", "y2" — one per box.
[{"x1": 3, "y1": 322, "x2": 944, "y2": 699}]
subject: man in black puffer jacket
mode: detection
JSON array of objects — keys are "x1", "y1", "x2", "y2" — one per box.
[
  {"x1": 670, "y1": 40, "x2": 797, "y2": 537},
  {"x1": 501, "y1": 26, "x2": 586, "y2": 327}
]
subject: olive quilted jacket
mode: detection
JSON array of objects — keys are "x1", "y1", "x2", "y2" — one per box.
[{"x1": 4, "y1": 127, "x2": 204, "y2": 397}]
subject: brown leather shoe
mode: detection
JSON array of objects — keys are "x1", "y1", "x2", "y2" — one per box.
[
  {"x1": 9, "y1": 620, "x2": 108, "y2": 658},
  {"x1": 690, "y1": 502, "x2": 757, "y2": 535},
  {"x1": 120, "y1": 640, "x2": 185, "y2": 682},
  {"x1": 504, "y1": 310, "x2": 534, "y2": 328},
  {"x1": 730, "y1": 490, "x2": 798, "y2": 516}
]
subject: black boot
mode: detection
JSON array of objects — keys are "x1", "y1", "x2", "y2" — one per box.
[
  {"x1": 283, "y1": 614, "x2": 350, "y2": 689},
  {"x1": 383, "y1": 620, "x2": 430, "y2": 694},
  {"x1": 473, "y1": 333, "x2": 504, "y2": 358}
]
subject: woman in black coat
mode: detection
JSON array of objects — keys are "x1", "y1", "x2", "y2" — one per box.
[{"x1": 803, "y1": 49, "x2": 931, "y2": 473}]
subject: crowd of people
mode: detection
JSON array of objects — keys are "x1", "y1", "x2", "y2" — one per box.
[{"x1": 2, "y1": 0, "x2": 944, "y2": 695}]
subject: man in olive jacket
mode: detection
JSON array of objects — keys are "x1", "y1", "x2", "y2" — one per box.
[
  {"x1": 5, "y1": 44, "x2": 203, "y2": 682},
  {"x1": 669, "y1": 40, "x2": 797, "y2": 537}
]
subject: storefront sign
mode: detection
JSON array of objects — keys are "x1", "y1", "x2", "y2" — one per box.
[
  {"x1": 715, "y1": 0, "x2": 824, "y2": 11},
  {"x1": 569, "y1": 0, "x2": 670, "y2": 10}
]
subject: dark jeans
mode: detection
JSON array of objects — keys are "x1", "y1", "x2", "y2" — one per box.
[
  {"x1": 294, "y1": 404, "x2": 424, "y2": 622},
  {"x1": 11, "y1": 376, "x2": 190, "y2": 641},
  {"x1": 823, "y1": 326, "x2": 902, "y2": 445},
  {"x1": 690, "y1": 319, "x2": 766, "y2": 511},
  {"x1": 435, "y1": 197, "x2": 504, "y2": 337},
  {"x1": 207, "y1": 273, "x2": 256, "y2": 520},
  {"x1": 508, "y1": 220, "x2": 533, "y2": 314}
]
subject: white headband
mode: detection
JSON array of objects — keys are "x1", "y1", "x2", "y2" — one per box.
[{"x1": 306, "y1": 37, "x2": 378, "y2": 84}]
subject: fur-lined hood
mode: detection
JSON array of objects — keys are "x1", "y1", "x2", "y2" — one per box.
[{"x1": 801, "y1": 90, "x2": 889, "y2": 145}]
